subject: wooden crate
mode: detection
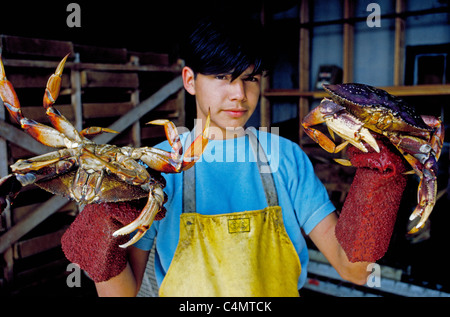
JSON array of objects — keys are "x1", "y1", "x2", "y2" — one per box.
[
  {"x1": 1, "y1": 35, "x2": 75, "y2": 60},
  {"x1": 0, "y1": 35, "x2": 184, "y2": 294}
]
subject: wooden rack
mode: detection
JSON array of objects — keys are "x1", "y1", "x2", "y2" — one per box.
[
  {"x1": 259, "y1": 0, "x2": 450, "y2": 239},
  {"x1": 260, "y1": 0, "x2": 450, "y2": 142}
]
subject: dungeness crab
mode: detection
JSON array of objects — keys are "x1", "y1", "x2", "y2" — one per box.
[
  {"x1": 302, "y1": 83, "x2": 444, "y2": 233},
  {"x1": 0, "y1": 55, "x2": 210, "y2": 248}
]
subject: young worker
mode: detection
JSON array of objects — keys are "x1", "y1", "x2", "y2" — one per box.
[{"x1": 64, "y1": 16, "x2": 376, "y2": 296}]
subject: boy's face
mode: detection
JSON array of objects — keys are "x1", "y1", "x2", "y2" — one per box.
[{"x1": 183, "y1": 66, "x2": 261, "y2": 140}]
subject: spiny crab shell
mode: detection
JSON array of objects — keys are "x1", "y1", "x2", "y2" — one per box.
[{"x1": 302, "y1": 83, "x2": 444, "y2": 234}]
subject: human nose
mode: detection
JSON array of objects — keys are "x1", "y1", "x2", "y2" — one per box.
[{"x1": 228, "y1": 80, "x2": 247, "y2": 102}]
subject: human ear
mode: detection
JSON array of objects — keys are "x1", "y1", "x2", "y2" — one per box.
[{"x1": 182, "y1": 66, "x2": 196, "y2": 95}]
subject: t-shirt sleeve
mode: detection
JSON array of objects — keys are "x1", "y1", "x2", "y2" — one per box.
[{"x1": 284, "y1": 141, "x2": 335, "y2": 234}]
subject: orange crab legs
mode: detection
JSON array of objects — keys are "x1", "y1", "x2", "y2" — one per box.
[
  {"x1": 113, "y1": 184, "x2": 166, "y2": 248},
  {"x1": 0, "y1": 55, "x2": 116, "y2": 148},
  {"x1": 146, "y1": 112, "x2": 210, "y2": 172},
  {"x1": 113, "y1": 114, "x2": 211, "y2": 247},
  {"x1": 381, "y1": 115, "x2": 443, "y2": 233},
  {"x1": 0, "y1": 54, "x2": 206, "y2": 174},
  {"x1": 41, "y1": 54, "x2": 82, "y2": 143},
  {"x1": 0, "y1": 56, "x2": 21, "y2": 125},
  {"x1": 1, "y1": 55, "x2": 73, "y2": 147},
  {"x1": 302, "y1": 98, "x2": 380, "y2": 154}
]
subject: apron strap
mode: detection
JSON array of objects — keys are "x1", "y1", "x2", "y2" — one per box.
[
  {"x1": 182, "y1": 129, "x2": 197, "y2": 213},
  {"x1": 182, "y1": 128, "x2": 278, "y2": 213},
  {"x1": 183, "y1": 157, "x2": 196, "y2": 212},
  {"x1": 246, "y1": 128, "x2": 278, "y2": 207}
]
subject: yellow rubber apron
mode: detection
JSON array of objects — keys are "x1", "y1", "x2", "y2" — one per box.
[{"x1": 159, "y1": 129, "x2": 301, "y2": 297}]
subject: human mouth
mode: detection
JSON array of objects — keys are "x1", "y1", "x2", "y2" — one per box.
[{"x1": 223, "y1": 108, "x2": 248, "y2": 118}]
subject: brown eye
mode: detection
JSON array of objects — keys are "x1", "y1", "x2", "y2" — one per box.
[
  {"x1": 245, "y1": 76, "x2": 259, "y2": 83},
  {"x1": 215, "y1": 75, "x2": 228, "y2": 80}
]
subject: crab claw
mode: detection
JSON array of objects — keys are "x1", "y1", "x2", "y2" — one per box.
[
  {"x1": 0, "y1": 55, "x2": 80, "y2": 148},
  {"x1": 302, "y1": 99, "x2": 380, "y2": 153},
  {"x1": 421, "y1": 115, "x2": 445, "y2": 161},
  {"x1": 43, "y1": 54, "x2": 69, "y2": 109},
  {"x1": 148, "y1": 118, "x2": 183, "y2": 162},
  {"x1": 148, "y1": 110, "x2": 210, "y2": 172},
  {"x1": 41, "y1": 55, "x2": 85, "y2": 144},
  {"x1": 112, "y1": 184, "x2": 166, "y2": 248},
  {"x1": 180, "y1": 111, "x2": 210, "y2": 170}
]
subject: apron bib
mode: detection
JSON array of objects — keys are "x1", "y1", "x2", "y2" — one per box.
[{"x1": 159, "y1": 129, "x2": 301, "y2": 297}]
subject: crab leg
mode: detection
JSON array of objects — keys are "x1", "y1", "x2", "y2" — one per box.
[
  {"x1": 0, "y1": 55, "x2": 21, "y2": 125},
  {"x1": 140, "y1": 111, "x2": 211, "y2": 172},
  {"x1": 180, "y1": 111, "x2": 211, "y2": 171},
  {"x1": 15, "y1": 118, "x2": 72, "y2": 148},
  {"x1": 397, "y1": 151, "x2": 437, "y2": 234},
  {"x1": 0, "y1": 149, "x2": 78, "y2": 206},
  {"x1": 42, "y1": 54, "x2": 85, "y2": 144},
  {"x1": 389, "y1": 134, "x2": 438, "y2": 234},
  {"x1": 0, "y1": 55, "x2": 75, "y2": 148},
  {"x1": 43, "y1": 55, "x2": 68, "y2": 110},
  {"x1": 149, "y1": 119, "x2": 183, "y2": 159},
  {"x1": 79, "y1": 126, "x2": 118, "y2": 137},
  {"x1": 113, "y1": 184, "x2": 166, "y2": 248},
  {"x1": 10, "y1": 148, "x2": 77, "y2": 174},
  {"x1": 409, "y1": 167, "x2": 437, "y2": 233},
  {"x1": 130, "y1": 147, "x2": 181, "y2": 173},
  {"x1": 43, "y1": 55, "x2": 119, "y2": 142},
  {"x1": 302, "y1": 101, "x2": 342, "y2": 152},
  {"x1": 421, "y1": 115, "x2": 444, "y2": 160}
]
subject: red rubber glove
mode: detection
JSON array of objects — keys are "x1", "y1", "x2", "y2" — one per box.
[
  {"x1": 61, "y1": 200, "x2": 165, "y2": 283},
  {"x1": 335, "y1": 137, "x2": 408, "y2": 263}
]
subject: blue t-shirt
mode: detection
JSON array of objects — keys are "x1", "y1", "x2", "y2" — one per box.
[{"x1": 133, "y1": 128, "x2": 335, "y2": 289}]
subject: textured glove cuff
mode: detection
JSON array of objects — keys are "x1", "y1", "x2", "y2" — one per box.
[{"x1": 61, "y1": 201, "x2": 142, "y2": 283}]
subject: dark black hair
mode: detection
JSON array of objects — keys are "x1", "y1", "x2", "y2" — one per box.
[{"x1": 181, "y1": 15, "x2": 267, "y2": 81}]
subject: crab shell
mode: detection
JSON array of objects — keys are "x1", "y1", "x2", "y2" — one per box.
[
  {"x1": 35, "y1": 168, "x2": 164, "y2": 203},
  {"x1": 323, "y1": 83, "x2": 432, "y2": 137}
]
